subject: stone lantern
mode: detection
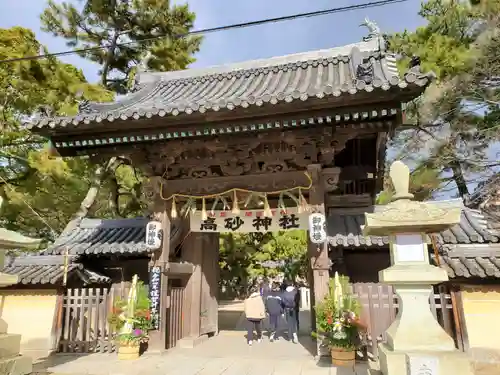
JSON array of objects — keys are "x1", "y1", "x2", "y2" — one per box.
[
  {"x1": 0, "y1": 196, "x2": 41, "y2": 375},
  {"x1": 363, "y1": 161, "x2": 473, "y2": 375}
]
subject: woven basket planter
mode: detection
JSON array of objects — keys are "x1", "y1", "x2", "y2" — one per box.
[
  {"x1": 117, "y1": 344, "x2": 140, "y2": 360},
  {"x1": 330, "y1": 346, "x2": 355, "y2": 367}
]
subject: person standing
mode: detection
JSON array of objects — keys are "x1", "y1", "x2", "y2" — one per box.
[
  {"x1": 260, "y1": 278, "x2": 271, "y2": 297},
  {"x1": 294, "y1": 282, "x2": 301, "y2": 333},
  {"x1": 265, "y1": 282, "x2": 283, "y2": 342},
  {"x1": 244, "y1": 286, "x2": 266, "y2": 346},
  {"x1": 281, "y1": 282, "x2": 299, "y2": 344}
]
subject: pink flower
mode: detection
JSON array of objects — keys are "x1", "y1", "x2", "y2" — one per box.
[{"x1": 133, "y1": 329, "x2": 143, "y2": 336}]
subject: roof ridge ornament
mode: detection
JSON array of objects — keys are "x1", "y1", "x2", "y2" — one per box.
[
  {"x1": 360, "y1": 17, "x2": 387, "y2": 52},
  {"x1": 360, "y1": 17, "x2": 381, "y2": 41}
]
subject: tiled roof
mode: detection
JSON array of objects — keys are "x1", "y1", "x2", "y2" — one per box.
[
  {"x1": 2, "y1": 255, "x2": 110, "y2": 285},
  {"x1": 41, "y1": 217, "x2": 181, "y2": 256},
  {"x1": 28, "y1": 38, "x2": 432, "y2": 130},
  {"x1": 327, "y1": 206, "x2": 500, "y2": 247},
  {"x1": 431, "y1": 248, "x2": 500, "y2": 279}
]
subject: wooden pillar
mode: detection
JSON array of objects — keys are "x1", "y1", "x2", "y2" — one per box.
[
  {"x1": 200, "y1": 233, "x2": 219, "y2": 336},
  {"x1": 181, "y1": 228, "x2": 204, "y2": 342},
  {"x1": 307, "y1": 164, "x2": 330, "y2": 355},
  {"x1": 147, "y1": 180, "x2": 170, "y2": 352}
]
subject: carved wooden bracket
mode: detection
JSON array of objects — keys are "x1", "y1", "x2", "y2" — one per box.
[
  {"x1": 311, "y1": 256, "x2": 333, "y2": 271},
  {"x1": 322, "y1": 167, "x2": 341, "y2": 193}
]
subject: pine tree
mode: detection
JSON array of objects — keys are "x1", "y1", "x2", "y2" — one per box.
[
  {"x1": 383, "y1": 0, "x2": 500, "y2": 201},
  {"x1": 41, "y1": 0, "x2": 202, "y2": 93}
]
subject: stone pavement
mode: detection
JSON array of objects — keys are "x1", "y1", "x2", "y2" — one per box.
[{"x1": 33, "y1": 333, "x2": 371, "y2": 375}]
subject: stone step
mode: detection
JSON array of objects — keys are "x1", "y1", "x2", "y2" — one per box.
[
  {"x1": 0, "y1": 333, "x2": 21, "y2": 358},
  {"x1": 0, "y1": 355, "x2": 32, "y2": 375}
]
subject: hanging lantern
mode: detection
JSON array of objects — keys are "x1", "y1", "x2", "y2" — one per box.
[
  {"x1": 231, "y1": 190, "x2": 240, "y2": 215},
  {"x1": 146, "y1": 221, "x2": 163, "y2": 249},
  {"x1": 308, "y1": 212, "x2": 326, "y2": 244}
]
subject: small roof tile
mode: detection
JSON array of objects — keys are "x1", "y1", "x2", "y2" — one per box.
[
  {"x1": 327, "y1": 207, "x2": 500, "y2": 247},
  {"x1": 41, "y1": 217, "x2": 181, "y2": 256},
  {"x1": 2, "y1": 255, "x2": 110, "y2": 285}
]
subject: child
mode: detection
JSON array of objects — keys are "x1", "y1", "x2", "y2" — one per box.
[
  {"x1": 244, "y1": 286, "x2": 266, "y2": 346},
  {"x1": 265, "y1": 282, "x2": 283, "y2": 342}
]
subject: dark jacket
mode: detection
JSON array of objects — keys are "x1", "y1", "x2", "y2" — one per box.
[
  {"x1": 281, "y1": 287, "x2": 298, "y2": 309},
  {"x1": 260, "y1": 283, "x2": 271, "y2": 298},
  {"x1": 265, "y1": 291, "x2": 283, "y2": 316},
  {"x1": 294, "y1": 288, "x2": 301, "y2": 310}
]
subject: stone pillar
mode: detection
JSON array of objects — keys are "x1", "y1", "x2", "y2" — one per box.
[
  {"x1": 362, "y1": 161, "x2": 474, "y2": 375},
  {"x1": 307, "y1": 165, "x2": 330, "y2": 356}
]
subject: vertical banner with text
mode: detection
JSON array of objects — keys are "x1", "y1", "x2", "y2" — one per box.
[{"x1": 149, "y1": 266, "x2": 161, "y2": 330}]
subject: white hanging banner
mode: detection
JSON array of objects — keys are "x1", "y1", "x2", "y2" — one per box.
[
  {"x1": 145, "y1": 221, "x2": 163, "y2": 249},
  {"x1": 190, "y1": 207, "x2": 308, "y2": 233},
  {"x1": 308, "y1": 213, "x2": 327, "y2": 243},
  {"x1": 149, "y1": 266, "x2": 161, "y2": 330}
]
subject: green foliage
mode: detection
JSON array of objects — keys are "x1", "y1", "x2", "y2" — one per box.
[
  {"x1": 115, "y1": 329, "x2": 148, "y2": 346},
  {"x1": 376, "y1": 166, "x2": 442, "y2": 204},
  {"x1": 314, "y1": 276, "x2": 363, "y2": 350},
  {"x1": 0, "y1": 26, "x2": 117, "y2": 241},
  {"x1": 218, "y1": 231, "x2": 308, "y2": 298},
  {"x1": 41, "y1": 0, "x2": 202, "y2": 93},
  {"x1": 108, "y1": 281, "x2": 153, "y2": 336}
]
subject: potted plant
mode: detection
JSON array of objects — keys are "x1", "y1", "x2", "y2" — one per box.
[
  {"x1": 115, "y1": 329, "x2": 149, "y2": 360},
  {"x1": 109, "y1": 278, "x2": 153, "y2": 359},
  {"x1": 313, "y1": 272, "x2": 365, "y2": 367}
]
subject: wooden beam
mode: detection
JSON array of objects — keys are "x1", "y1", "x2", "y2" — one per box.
[
  {"x1": 166, "y1": 262, "x2": 195, "y2": 275},
  {"x1": 326, "y1": 194, "x2": 373, "y2": 208},
  {"x1": 164, "y1": 170, "x2": 311, "y2": 197}
]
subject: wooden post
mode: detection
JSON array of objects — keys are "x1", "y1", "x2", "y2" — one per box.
[
  {"x1": 148, "y1": 196, "x2": 171, "y2": 352},
  {"x1": 200, "y1": 233, "x2": 219, "y2": 336},
  {"x1": 180, "y1": 228, "x2": 204, "y2": 345},
  {"x1": 307, "y1": 164, "x2": 330, "y2": 356}
]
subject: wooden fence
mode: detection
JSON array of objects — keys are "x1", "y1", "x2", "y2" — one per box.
[
  {"x1": 351, "y1": 283, "x2": 457, "y2": 359},
  {"x1": 57, "y1": 283, "x2": 458, "y2": 356},
  {"x1": 58, "y1": 287, "x2": 116, "y2": 353}
]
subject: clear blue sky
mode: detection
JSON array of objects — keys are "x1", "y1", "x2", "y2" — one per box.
[{"x1": 0, "y1": 0, "x2": 425, "y2": 82}]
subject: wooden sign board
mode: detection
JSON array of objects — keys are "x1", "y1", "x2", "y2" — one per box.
[{"x1": 190, "y1": 207, "x2": 308, "y2": 233}]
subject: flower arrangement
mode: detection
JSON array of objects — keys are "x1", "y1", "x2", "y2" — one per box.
[
  {"x1": 108, "y1": 280, "x2": 153, "y2": 347},
  {"x1": 314, "y1": 272, "x2": 365, "y2": 350},
  {"x1": 115, "y1": 329, "x2": 149, "y2": 347}
]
